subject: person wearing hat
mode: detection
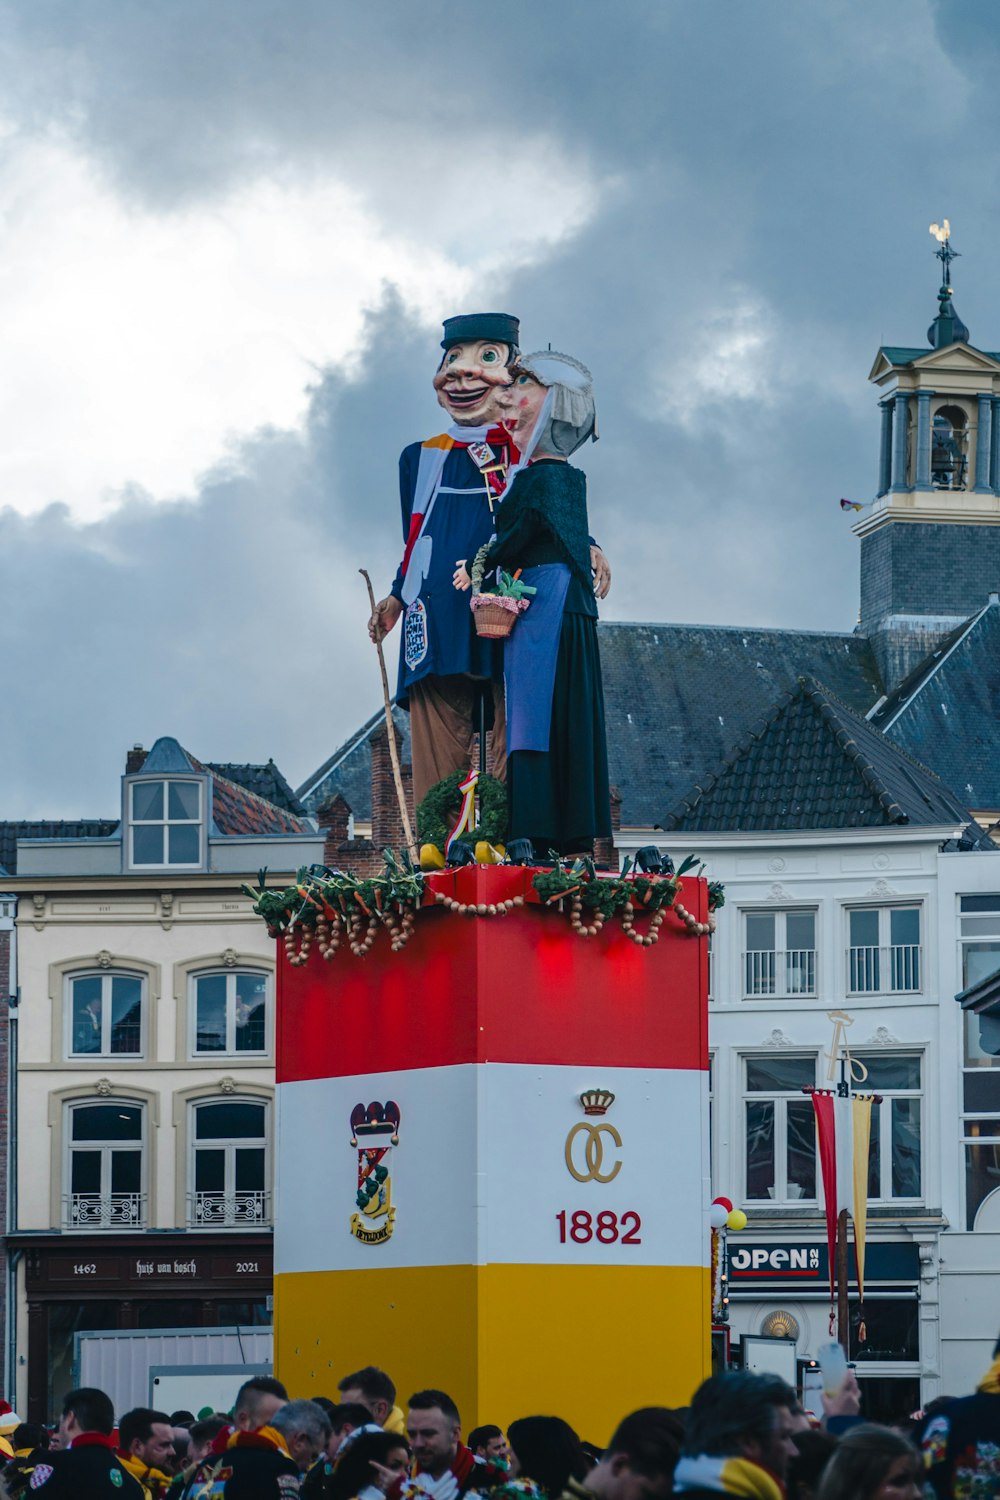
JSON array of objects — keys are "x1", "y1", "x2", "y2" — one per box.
[
  {"x1": 368, "y1": 315, "x2": 611, "y2": 814},
  {"x1": 0, "y1": 1401, "x2": 17, "y2": 1462},
  {"x1": 457, "y1": 351, "x2": 611, "y2": 856}
]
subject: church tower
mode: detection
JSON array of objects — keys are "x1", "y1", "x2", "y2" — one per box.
[{"x1": 858, "y1": 223, "x2": 1000, "y2": 688}]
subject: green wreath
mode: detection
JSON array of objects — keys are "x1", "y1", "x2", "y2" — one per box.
[{"x1": 416, "y1": 770, "x2": 509, "y2": 849}]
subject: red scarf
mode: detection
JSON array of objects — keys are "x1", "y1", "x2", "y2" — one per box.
[{"x1": 71, "y1": 1431, "x2": 118, "y2": 1449}]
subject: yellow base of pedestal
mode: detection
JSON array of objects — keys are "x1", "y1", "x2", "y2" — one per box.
[{"x1": 275, "y1": 1261, "x2": 711, "y2": 1443}]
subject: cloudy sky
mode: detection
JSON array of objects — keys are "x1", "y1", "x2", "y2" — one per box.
[{"x1": 1, "y1": 0, "x2": 996, "y2": 816}]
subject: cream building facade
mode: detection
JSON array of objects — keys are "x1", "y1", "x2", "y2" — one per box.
[{"x1": 4, "y1": 737, "x2": 321, "y2": 1420}]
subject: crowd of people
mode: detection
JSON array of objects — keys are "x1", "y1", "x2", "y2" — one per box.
[{"x1": 0, "y1": 1342, "x2": 997, "y2": 1499}]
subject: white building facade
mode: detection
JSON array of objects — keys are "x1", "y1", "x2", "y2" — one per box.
[{"x1": 614, "y1": 816, "x2": 1000, "y2": 1419}]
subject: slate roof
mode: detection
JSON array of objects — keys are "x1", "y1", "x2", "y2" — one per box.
[
  {"x1": 663, "y1": 677, "x2": 976, "y2": 834},
  {"x1": 869, "y1": 597, "x2": 1000, "y2": 810},
  {"x1": 206, "y1": 760, "x2": 307, "y2": 817},
  {"x1": 297, "y1": 706, "x2": 411, "y2": 820},
  {"x1": 0, "y1": 820, "x2": 118, "y2": 876},
  {"x1": 598, "y1": 623, "x2": 883, "y2": 826},
  {"x1": 295, "y1": 625, "x2": 883, "y2": 828}
]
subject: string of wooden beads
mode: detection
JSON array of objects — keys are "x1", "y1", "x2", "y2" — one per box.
[
  {"x1": 674, "y1": 902, "x2": 716, "y2": 938},
  {"x1": 432, "y1": 891, "x2": 524, "y2": 917},
  {"x1": 315, "y1": 913, "x2": 341, "y2": 961},
  {"x1": 384, "y1": 906, "x2": 417, "y2": 953},
  {"x1": 348, "y1": 913, "x2": 380, "y2": 956},
  {"x1": 569, "y1": 895, "x2": 604, "y2": 938},
  {"x1": 283, "y1": 923, "x2": 313, "y2": 967},
  {"x1": 620, "y1": 904, "x2": 666, "y2": 947}
]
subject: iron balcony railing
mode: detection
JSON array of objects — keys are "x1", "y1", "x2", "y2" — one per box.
[
  {"x1": 744, "y1": 949, "x2": 817, "y2": 998},
  {"x1": 188, "y1": 1190, "x2": 271, "y2": 1229},
  {"x1": 848, "y1": 943, "x2": 921, "y2": 995},
  {"x1": 64, "y1": 1192, "x2": 145, "y2": 1230}
]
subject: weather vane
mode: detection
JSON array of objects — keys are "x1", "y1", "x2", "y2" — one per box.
[{"x1": 930, "y1": 219, "x2": 959, "y2": 290}]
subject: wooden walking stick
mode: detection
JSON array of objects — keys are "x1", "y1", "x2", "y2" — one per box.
[{"x1": 360, "y1": 569, "x2": 417, "y2": 854}]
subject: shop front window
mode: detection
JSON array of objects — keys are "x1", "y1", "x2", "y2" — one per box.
[
  {"x1": 849, "y1": 1298, "x2": 919, "y2": 1363},
  {"x1": 47, "y1": 1301, "x2": 118, "y2": 1421}
]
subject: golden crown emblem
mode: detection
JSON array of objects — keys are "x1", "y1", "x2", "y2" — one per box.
[{"x1": 580, "y1": 1088, "x2": 615, "y2": 1116}]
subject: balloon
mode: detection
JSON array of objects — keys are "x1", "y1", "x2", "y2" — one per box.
[
  {"x1": 727, "y1": 1209, "x2": 748, "y2": 1231},
  {"x1": 712, "y1": 1196, "x2": 734, "y2": 1213},
  {"x1": 709, "y1": 1204, "x2": 729, "y2": 1230}
]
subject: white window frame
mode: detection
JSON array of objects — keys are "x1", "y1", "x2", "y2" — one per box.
[
  {"x1": 959, "y1": 896, "x2": 1000, "y2": 992},
  {"x1": 742, "y1": 1053, "x2": 818, "y2": 1205},
  {"x1": 64, "y1": 1098, "x2": 146, "y2": 1231},
  {"x1": 188, "y1": 970, "x2": 270, "y2": 1059},
  {"x1": 960, "y1": 1003, "x2": 1000, "y2": 1230},
  {"x1": 846, "y1": 904, "x2": 922, "y2": 996},
  {"x1": 742, "y1": 908, "x2": 818, "y2": 999},
  {"x1": 188, "y1": 1097, "x2": 271, "y2": 1229},
  {"x1": 64, "y1": 970, "x2": 147, "y2": 1060},
  {"x1": 128, "y1": 777, "x2": 204, "y2": 870},
  {"x1": 852, "y1": 1051, "x2": 923, "y2": 1204}
]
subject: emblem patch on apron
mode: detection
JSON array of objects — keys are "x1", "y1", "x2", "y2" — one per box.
[{"x1": 403, "y1": 598, "x2": 429, "y2": 671}]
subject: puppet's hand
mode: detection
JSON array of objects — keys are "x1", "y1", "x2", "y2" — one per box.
[
  {"x1": 453, "y1": 560, "x2": 472, "y2": 591},
  {"x1": 591, "y1": 545, "x2": 611, "y2": 599},
  {"x1": 369, "y1": 595, "x2": 402, "y2": 643}
]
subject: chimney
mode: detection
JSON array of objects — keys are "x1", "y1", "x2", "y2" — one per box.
[
  {"x1": 126, "y1": 744, "x2": 147, "y2": 774},
  {"x1": 317, "y1": 794, "x2": 352, "y2": 867},
  {"x1": 370, "y1": 723, "x2": 414, "y2": 854},
  {"x1": 594, "y1": 784, "x2": 622, "y2": 870}
]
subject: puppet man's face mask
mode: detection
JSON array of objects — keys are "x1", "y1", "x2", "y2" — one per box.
[{"x1": 433, "y1": 340, "x2": 512, "y2": 426}]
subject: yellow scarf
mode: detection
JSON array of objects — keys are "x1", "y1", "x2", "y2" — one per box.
[
  {"x1": 978, "y1": 1354, "x2": 1000, "y2": 1395},
  {"x1": 673, "y1": 1454, "x2": 783, "y2": 1499}
]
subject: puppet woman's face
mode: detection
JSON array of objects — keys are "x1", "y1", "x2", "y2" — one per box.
[
  {"x1": 433, "y1": 340, "x2": 511, "y2": 425},
  {"x1": 497, "y1": 371, "x2": 547, "y2": 448}
]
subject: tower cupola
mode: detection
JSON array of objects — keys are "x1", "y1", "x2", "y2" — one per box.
[{"x1": 857, "y1": 222, "x2": 1000, "y2": 688}]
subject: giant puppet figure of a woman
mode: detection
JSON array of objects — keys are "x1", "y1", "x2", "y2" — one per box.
[{"x1": 461, "y1": 352, "x2": 612, "y2": 856}]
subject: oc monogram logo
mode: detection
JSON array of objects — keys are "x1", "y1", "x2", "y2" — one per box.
[{"x1": 564, "y1": 1121, "x2": 623, "y2": 1183}]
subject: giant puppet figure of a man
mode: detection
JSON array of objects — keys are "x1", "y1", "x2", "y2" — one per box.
[
  {"x1": 367, "y1": 313, "x2": 519, "y2": 805},
  {"x1": 369, "y1": 313, "x2": 611, "y2": 805}
]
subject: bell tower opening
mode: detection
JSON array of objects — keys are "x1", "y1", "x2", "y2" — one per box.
[{"x1": 931, "y1": 405, "x2": 968, "y2": 490}]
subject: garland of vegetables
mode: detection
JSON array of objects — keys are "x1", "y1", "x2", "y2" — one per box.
[
  {"x1": 533, "y1": 855, "x2": 725, "y2": 946},
  {"x1": 242, "y1": 851, "x2": 726, "y2": 964},
  {"x1": 242, "y1": 851, "x2": 426, "y2": 966}
]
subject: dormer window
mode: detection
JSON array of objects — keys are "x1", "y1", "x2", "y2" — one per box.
[{"x1": 130, "y1": 779, "x2": 203, "y2": 867}]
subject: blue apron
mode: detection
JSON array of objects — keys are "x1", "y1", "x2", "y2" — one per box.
[{"x1": 504, "y1": 563, "x2": 571, "y2": 753}]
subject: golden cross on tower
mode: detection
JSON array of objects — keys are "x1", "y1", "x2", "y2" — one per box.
[{"x1": 930, "y1": 218, "x2": 959, "y2": 290}]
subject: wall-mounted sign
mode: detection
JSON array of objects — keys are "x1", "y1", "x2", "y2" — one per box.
[{"x1": 728, "y1": 1240, "x2": 919, "y2": 1288}]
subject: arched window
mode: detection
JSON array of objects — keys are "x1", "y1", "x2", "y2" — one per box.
[
  {"x1": 65, "y1": 1100, "x2": 146, "y2": 1229},
  {"x1": 189, "y1": 1098, "x2": 270, "y2": 1228},
  {"x1": 932, "y1": 404, "x2": 968, "y2": 489},
  {"x1": 66, "y1": 971, "x2": 145, "y2": 1058},
  {"x1": 190, "y1": 971, "x2": 269, "y2": 1057}
]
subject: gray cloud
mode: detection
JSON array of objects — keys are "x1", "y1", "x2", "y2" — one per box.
[{"x1": 1, "y1": 0, "x2": 998, "y2": 814}]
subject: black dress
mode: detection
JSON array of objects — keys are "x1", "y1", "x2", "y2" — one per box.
[{"x1": 481, "y1": 459, "x2": 611, "y2": 856}]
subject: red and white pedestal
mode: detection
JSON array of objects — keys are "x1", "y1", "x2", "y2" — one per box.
[{"x1": 274, "y1": 867, "x2": 711, "y2": 1441}]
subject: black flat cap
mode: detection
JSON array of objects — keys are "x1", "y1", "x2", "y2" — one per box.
[{"x1": 441, "y1": 312, "x2": 519, "y2": 350}]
